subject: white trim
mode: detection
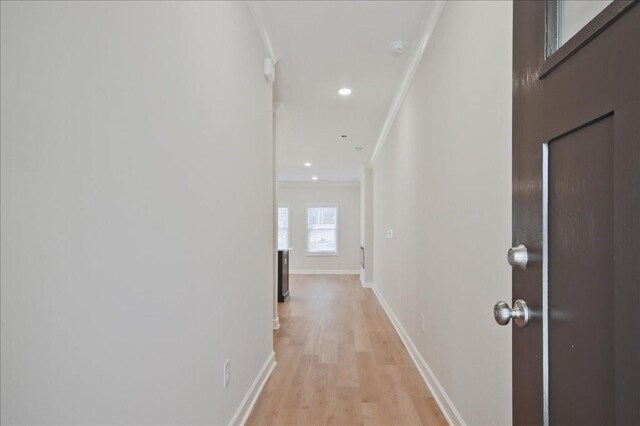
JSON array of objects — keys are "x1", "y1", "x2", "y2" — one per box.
[
  {"x1": 542, "y1": 143, "x2": 550, "y2": 426},
  {"x1": 278, "y1": 181, "x2": 360, "y2": 188},
  {"x1": 272, "y1": 316, "x2": 280, "y2": 330},
  {"x1": 246, "y1": 2, "x2": 278, "y2": 62},
  {"x1": 370, "y1": 1, "x2": 445, "y2": 164},
  {"x1": 229, "y1": 351, "x2": 276, "y2": 426},
  {"x1": 371, "y1": 285, "x2": 465, "y2": 426},
  {"x1": 289, "y1": 269, "x2": 360, "y2": 275},
  {"x1": 359, "y1": 271, "x2": 373, "y2": 288}
]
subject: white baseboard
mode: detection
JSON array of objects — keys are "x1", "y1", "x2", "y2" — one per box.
[
  {"x1": 272, "y1": 317, "x2": 280, "y2": 330},
  {"x1": 359, "y1": 271, "x2": 373, "y2": 288},
  {"x1": 371, "y1": 286, "x2": 465, "y2": 426},
  {"x1": 289, "y1": 269, "x2": 360, "y2": 275},
  {"x1": 229, "y1": 351, "x2": 276, "y2": 426}
]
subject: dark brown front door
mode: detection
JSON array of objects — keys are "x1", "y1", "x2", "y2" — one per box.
[{"x1": 512, "y1": 1, "x2": 639, "y2": 425}]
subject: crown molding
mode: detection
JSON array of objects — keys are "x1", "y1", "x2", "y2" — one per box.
[
  {"x1": 247, "y1": 1, "x2": 279, "y2": 62},
  {"x1": 370, "y1": 1, "x2": 445, "y2": 164}
]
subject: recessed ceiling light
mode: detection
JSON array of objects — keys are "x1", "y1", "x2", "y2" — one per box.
[
  {"x1": 338, "y1": 88, "x2": 352, "y2": 96},
  {"x1": 304, "y1": 162, "x2": 312, "y2": 167},
  {"x1": 355, "y1": 146, "x2": 364, "y2": 151},
  {"x1": 311, "y1": 176, "x2": 318, "y2": 181}
]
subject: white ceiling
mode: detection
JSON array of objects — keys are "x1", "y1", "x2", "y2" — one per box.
[{"x1": 250, "y1": 1, "x2": 433, "y2": 182}]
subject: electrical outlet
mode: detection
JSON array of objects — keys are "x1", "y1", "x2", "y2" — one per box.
[
  {"x1": 223, "y1": 359, "x2": 230, "y2": 389},
  {"x1": 421, "y1": 314, "x2": 425, "y2": 333}
]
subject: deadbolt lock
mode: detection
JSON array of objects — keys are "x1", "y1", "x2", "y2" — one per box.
[{"x1": 507, "y1": 244, "x2": 528, "y2": 269}]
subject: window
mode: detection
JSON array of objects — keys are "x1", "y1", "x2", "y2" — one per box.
[
  {"x1": 277, "y1": 205, "x2": 289, "y2": 250},
  {"x1": 546, "y1": 0, "x2": 613, "y2": 55},
  {"x1": 307, "y1": 205, "x2": 338, "y2": 255}
]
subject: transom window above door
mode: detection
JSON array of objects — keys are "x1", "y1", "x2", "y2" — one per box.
[
  {"x1": 546, "y1": 0, "x2": 614, "y2": 56},
  {"x1": 307, "y1": 205, "x2": 338, "y2": 255}
]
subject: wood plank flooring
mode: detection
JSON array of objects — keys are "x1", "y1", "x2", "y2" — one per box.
[{"x1": 246, "y1": 274, "x2": 447, "y2": 426}]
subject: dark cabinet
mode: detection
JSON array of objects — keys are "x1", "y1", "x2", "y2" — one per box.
[{"x1": 277, "y1": 249, "x2": 289, "y2": 302}]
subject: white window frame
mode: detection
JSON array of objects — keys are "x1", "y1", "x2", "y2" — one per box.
[
  {"x1": 306, "y1": 203, "x2": 339, "y2": 256},
  {"x1": 277, "y1": 203, "x2": 290, "y2": 250}
]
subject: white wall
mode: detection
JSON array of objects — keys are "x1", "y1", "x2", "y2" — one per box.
[
  {"x1": 372, "y1": 1, "x2": 512, "y2": 424},
  {"x1": 272, "y1": 105, "x2": 281, "y2": 328},
  {"x1": 278, "y1": 184, "x2": 360, "y2": 273},
  {"x1": 360, "y1": 167, "x2": 374, "y2": 284},
  {"x1": 1, "y1": 2, "x2": 273, "y2": 424}
]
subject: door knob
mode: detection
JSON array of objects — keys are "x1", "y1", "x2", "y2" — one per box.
[
  {"x1": 507, "y1": 244, "x2": 528, "y2": 269},
  {"x1": 494, "y1": 300, "x2": 530, "y2": 327}
]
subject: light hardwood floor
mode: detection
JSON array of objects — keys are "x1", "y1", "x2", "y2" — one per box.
[{"x1": 247, "y1": 274, "x2": 447, "y2": 426}]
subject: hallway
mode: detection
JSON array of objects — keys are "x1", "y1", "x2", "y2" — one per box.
[
  {"x1": 4, "y1": 1, "x2": 636, "y2": 424},
  {"x1": 248, "y1": 275, "x2": 447, "y2": 425}
]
